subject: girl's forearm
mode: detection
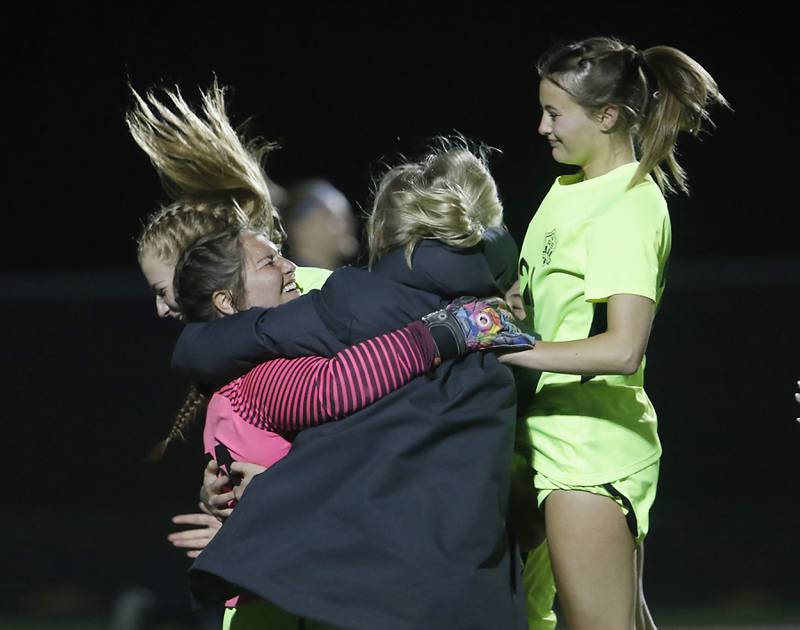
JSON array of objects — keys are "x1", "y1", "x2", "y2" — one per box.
[
  {"x1": 501, "y1": 294, "x2": 654, "y2": 376},
  {"x1": 499, "y1": 331, "x2": 643, "y2": 376}
]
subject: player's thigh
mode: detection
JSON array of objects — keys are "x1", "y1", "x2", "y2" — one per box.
[{"x1": 545, "y1": 489, "x2": 636, "y2": 630}]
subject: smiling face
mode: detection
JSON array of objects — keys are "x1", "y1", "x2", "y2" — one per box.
[
  {"x1": 238, "y1": 232, "x2": 299, "y2": 310},
  {"x1": 538, "y1": 78, "x2": 607, "y2": 169},
  {"x1": 139, "y1": 249, "x2": 182, "y2": 320}
]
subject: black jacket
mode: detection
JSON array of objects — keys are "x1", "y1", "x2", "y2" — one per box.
[{"x1": 178, "y1": 231, "x2": 527, "y2": 630}]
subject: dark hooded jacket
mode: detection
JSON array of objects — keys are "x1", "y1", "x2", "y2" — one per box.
[{"x1": 175, "y1": 230, "x2": 527, "y2": 630}]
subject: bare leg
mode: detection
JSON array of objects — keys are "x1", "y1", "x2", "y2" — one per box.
[{"x1": 545, "y1": 490, "x2": 635, "y2": 630}]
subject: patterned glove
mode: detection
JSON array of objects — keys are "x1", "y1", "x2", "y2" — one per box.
[{"x1": 422, "y1": 296, "x2": 537, "y2": 360}]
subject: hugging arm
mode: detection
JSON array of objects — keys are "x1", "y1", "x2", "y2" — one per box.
[
  {"x1": 236, "y1": 321, "x2": 437, "y2": 433},
  {"x1": 172, "y1": 291, "x2": 343, "y2": 385},
  {"x1": 173, "y1": 233, "x2": 524, "y2": 387},
  {"x1": 240, "y1": 300, "x2": 534, "y2": 434}
]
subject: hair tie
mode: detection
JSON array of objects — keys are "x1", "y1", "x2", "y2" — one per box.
[
  {"x1": 626, "y1": 46, "x2": 643, "y2": 64},
  {"x1": 637, "y1": 50, "x2": 659, "y2": 93}
]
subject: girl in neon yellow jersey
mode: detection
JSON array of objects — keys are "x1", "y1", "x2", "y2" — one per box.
[{"x1": 501, "y1": 37, "x2": 729, "y2": 630}]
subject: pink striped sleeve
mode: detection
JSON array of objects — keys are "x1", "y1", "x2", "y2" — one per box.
[
  {"x1": 235, "y1": 321, "x2": 437, "y2": 433},
  {"x1": 363, "y1": 338, "x2": 389, "y2": 397}
]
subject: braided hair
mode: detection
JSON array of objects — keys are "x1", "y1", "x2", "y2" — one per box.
[{"x1": 148, "y1": 385, "x2": 208, "y2": 461}]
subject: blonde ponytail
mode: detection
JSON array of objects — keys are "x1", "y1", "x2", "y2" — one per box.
[
  {"x1": 128, "y1": 80, "x2": 284, "y2": 263},
  {"x1": 637, "y1": 46, "x2": 730, "y2": 194}
]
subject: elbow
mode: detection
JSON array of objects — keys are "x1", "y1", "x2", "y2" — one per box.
[
  {"x1": 618, "y1": 361, "x2": 639, "y2": 376},
  {"x1": 618, "y1": 349, "x2": 644, "y2": 376},
  {"x1": 616, "y1": 345, "x2": 644, "y2": 375},
  {"x1": 603, "y1": 329, "x2": 646, "y2": 375}
]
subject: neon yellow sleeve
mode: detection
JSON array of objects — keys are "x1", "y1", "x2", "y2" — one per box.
[
  {"x1": 584, "y1": 186, "x2": 669, "y2": 303},
  {"x1": 295, "y1": 266, "x2": 332, "y2": 293}
]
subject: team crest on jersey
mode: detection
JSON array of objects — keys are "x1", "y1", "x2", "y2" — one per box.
[{"x1": 542, "y1": 229, "x2": 557, "y2": 265}]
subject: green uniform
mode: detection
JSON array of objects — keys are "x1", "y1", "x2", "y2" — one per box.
[
  {"x1": 224, "y1": 601, "x2": 334, "y2": 630},
  {"x1": 518, "y1": 161, "x2": 670, "y2": 488},
  {"x1": 518, "y1": 162, "x2": 670, "y2": 629},
  {"x1": 295, "y1": 266, "x2": 333, "y2": 293}
]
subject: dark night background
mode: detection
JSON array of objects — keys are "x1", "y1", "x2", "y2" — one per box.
[{"x1": 4, "y1": 3, "x2": 799, "y2": 628}]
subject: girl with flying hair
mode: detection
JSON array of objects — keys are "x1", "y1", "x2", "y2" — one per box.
[
  {"x1": 499, "y1": 36, "x2": 730, "y2": 629},
  {"x1": 170, "y1": 141, "x2": 534, "y2": 630},
  {"x1": 128, "y1": 84, "x2": 534, "y2": 629},
  {"x1": 129, "y1": 81, "x2": 431, "y2": 564},
  {"x1": 131, "y1": 81, "x2": 297, "y2": 322},
  {"x1": 129, "y1": 82, "x2": 326, "y2": 559}
]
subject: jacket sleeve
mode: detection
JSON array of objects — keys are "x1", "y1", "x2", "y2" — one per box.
[
  {"x1": 480, "y1": 227, "x2": 520, "y2": 295},
  {"x1": 171, "y1": 291, "x2": 347, "y2": 385}
]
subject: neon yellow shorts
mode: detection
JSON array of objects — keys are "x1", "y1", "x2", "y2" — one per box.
[{"x1": 534, "y1": 460, "x2": 659, "y2": 544}]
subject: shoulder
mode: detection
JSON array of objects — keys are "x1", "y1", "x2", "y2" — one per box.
[
  {"x1": 320, "y1": 265, "x2": 372, "y2": 293},
  {"x1": 613, "y1": 179, "x2": 668, "y2": 219},
  {"x1": 315, "y1": 265, "x2": 376, "y2": 324},
  {"x1": 594, "y1": 179, "x2": 669, "y2": 235},
  {"x1": 408, "y1": 240, "x2": 500, "y2": 297}
]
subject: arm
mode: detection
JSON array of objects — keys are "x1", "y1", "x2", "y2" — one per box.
[
  {"x1": 167, "y1": 503, "x2": 222, "y2": 558},
  {"x1": 480, "y1": 227, "x2": 521, "y2": 295},
  {"x1": 500, "y1": 293, "x2": 653, "y2": 375},
  {"x1": 172, "y1": 291, "x2": 346, "y2": 384},
  {"x1": 174, "y1": 233, "x2": 520, "y2": 385},
  {"x1": 231, "y1": 297, "x2": 533, "y2": 433},
  {"x1": 235, "y1": 321, "x2": 437, "y2": 433},
  {"x1": 199, "y1": 460, "x2": 267, "y2": 520},
  {"x1": 503, "y1": 186, "x2": 668, "y2": 377}
]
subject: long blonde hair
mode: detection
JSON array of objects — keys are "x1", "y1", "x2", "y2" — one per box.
[
  {"x1": 129, "y1": 80, "x2": 282, "y2": 458},
  {"x1": 366, "y1": 139, "x2": 504, "y2": 268},
  {"x1": 538, "y1": 36, "x2": 730, "y2": 194},
  {"x1": 127, "y1": 80, "x2": 283, "y2": 263}
]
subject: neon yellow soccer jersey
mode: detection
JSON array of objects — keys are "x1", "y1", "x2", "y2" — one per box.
[
  {"x1": 296, "y1": 266, "x2": 332, "y2": 293},
  {"x1": 518, "y1": 162, "x2": 671, "y2": 485}
]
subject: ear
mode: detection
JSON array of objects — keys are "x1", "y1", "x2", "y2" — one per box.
[
  {"x1": 597, "y1": 104, "x2": 620, "y2": 132},
  {"x1": 212, "y1": 289, "x2": 237, "y2": 316}
]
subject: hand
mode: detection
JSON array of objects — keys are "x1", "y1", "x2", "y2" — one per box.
[
  {"x1": 167, "y1": 502, "x2": 222, "y2": 558},
  {"x1": 199, "y1": 460, "x2": 269, "y2": 521},
  {"x1": 228, "y1": 462, "x2": 267, "y2": 503},
  {"x1": 505, "y1": 280, "x2": 527, "y2": 321},
  {"x1": 423, "y1": 296, "x2": 537, "y2": 359},
  {"x1": 199, "y1": 460, "x2": 235, "y2": 521}
]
